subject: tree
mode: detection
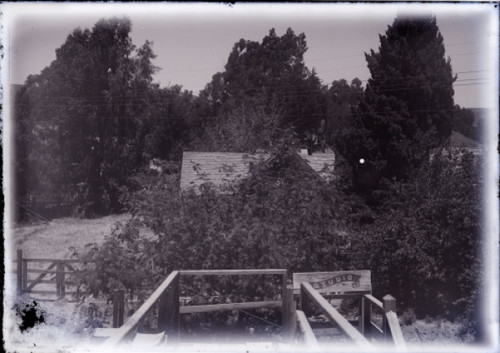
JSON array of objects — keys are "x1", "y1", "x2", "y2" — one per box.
[
  {"x1": 188, "y1": 95, "x2": 285, "y2": 153},
  {"x1": 338, "y1": 15, "x2": 456, "y2": 191},
  {"x1": 351, "y1": 151, "x2": 483, "y2": 337},
  {"x1": 452, "y1": 105, "x2": 483, "y2": 142},
  {"x1": 142, "y1": 85, "x2": 193, "y2": 162},
  {"x1": 326, "y1": 78, "x2": 364, "y2": 146},
  {"x1": 196, "y1": 28, "x2": 327, "y2": 148},
  {"x1": 14, "y1": 17, "x2": 161, "y2": 217}
]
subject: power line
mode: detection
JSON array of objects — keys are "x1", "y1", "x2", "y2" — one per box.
[
  {"x1": 13, "y1": 77, "x2": 490, "y2": 109},
  {"x1": 13, "y1": 69, "x2": 490, "y2": 104}
]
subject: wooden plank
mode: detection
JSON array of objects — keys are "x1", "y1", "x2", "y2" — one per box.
[
  {"x1": 296, "y1": 310, "x2": 320, "y2": 349},
  {"x1": 24, "y1": 258, "x2": 82, "y2": 263},
  {"x1": 29, "y1": 298, "x2": 78, "y2": 303},
  {"x1": 281, "y1": 273, "x2": 288, "y2": 326},
  {"x1": 323, "y1": 293, "x2": 370, "y2": 300},
  {"x1": 294, "y1": 270, "x2": 371, "y2": 295},
  {"x1": 364, "y1": 294, "x2": 384, "y2": 311},
  {"x1": 29, "y1": 290, "x2": 57, "y2": 295},
  {"x1": 93, "y1": 328, "x2": 120, "y2": 338},
  {"x1": 26, "y1": 268, "x2": 66, "y2": 274},
  {"x1": 180, "y1": 269, "x2": 287, "y2": 276},
  {"x1": 113, "y1": 290, "x2": 125, "y2": 328},
  {"x1": 165, "y1": 274, "x2": 180, "y2": 341},
  {"x1": 57, "y1": 262, "x2": 65, "y2": 298},
  {"x1": 104, "y1": 271, "x2": 179, "y2": 346},
  {"x1": 31, "y1": 290, "x2": 76, "y2": 295},
  {"x1": 131, "y1": 332, "x2": 166, "y2": 348},
  {"x1": 27, "y1": 279, "x2": 56, "y2": 285},
  {"x1": 17, "y1": 250, "x2": 22, "y2": 295},
  {"x1": 179, "y1": 300, "x2": 281, "y2": 314},
  {"x1": 301, "y1": 283, "x2": 376, "y2": 351},
  {"x1": 369, "y1": 323, "x2": 385, "y2": 340},
  {"x1": 26, "y1": 262, "x2": 57, "y2": 291},
  {"x1": 22, "y1": 260, "x2": 28, "y2": 291},
  {"x1": 386, "y1": 311, "x2": 406, "y2": 351},
  {"x1": 282, "y1": 286, "x2": 295, "y2": 338},
  {"x1": 361, "y1": 296, "x2": 371, "y2": 337}
]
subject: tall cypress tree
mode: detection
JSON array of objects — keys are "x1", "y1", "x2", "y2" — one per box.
[{"x1": 339, "y1": 15, "x2": 455, "y2": 188}]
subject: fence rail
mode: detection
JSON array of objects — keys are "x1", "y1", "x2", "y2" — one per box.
[{"x1": 300, "y1": 282, "x2": 376, "y2": 351}]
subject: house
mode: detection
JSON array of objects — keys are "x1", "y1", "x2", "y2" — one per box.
[
  {"x1": 430, "y1": 131, "x2": 483, "y2": 162},
  {"x1": 180, "y1": 150, "x2": 335, "y2": 193}
]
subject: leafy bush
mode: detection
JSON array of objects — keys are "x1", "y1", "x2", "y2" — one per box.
[
  {"x1": 74, "y1": 145, "x2": 482, "y2": 340},
  {"x1": 351, "y1": 150, "x2": 483, "y2": 332},
  {"x1": 75, "y1": 147, "x2": 361, "y2": 298}
]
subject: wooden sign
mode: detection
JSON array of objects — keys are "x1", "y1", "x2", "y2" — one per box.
[{"x1": 293, "y1": 270, "x2": 371, "y2": 295}]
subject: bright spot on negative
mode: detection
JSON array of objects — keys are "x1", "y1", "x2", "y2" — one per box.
[{"x1": 359, "y1": 158, "x2": 365, "y2": 164}]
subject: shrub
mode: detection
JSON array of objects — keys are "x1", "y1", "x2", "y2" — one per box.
[
  {"x1": 74, "y1": 148, "x2": 361, "y2": 300},
  {"x1": 351, "y1": 150, "x2": 483, "y2": 332}
]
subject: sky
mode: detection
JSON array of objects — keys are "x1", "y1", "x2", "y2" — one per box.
[{"x1": 2, "y1": 3, "x2": 498, "y2": 108}]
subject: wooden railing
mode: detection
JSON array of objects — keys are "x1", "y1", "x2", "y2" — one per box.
[
  {"x1": 14, "y1": 249, "x2": 81, "y2": 300},
  {"x1": 179, "y1": 269, "x2": 287, "y2": 314},
  {"x1": 105, "y1": 269, "x2": 290, "y2": 346},
  {"x1": 362, "y1": 294, "x2": 406, "y2": 350},
  {"x1": 104, "y1": 270, "x2": 180, "y2": 346},
  {"x1": 300, "y1": 282, "x2": 376, "y2": 351},
  {"x1": 296, "y1": 310, "x2": 319, "y2": 349}
]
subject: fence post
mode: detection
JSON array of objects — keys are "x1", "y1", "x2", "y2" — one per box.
[
  {"x1": 281, "y1": 272, "x2": 287, "y2": 325},
  {"x1": 282, "y1": 285, "x2": 296, "y2": 339},
  {"x1": 22, "y1": 260, "x2": 28, "y2": 292},
  {"x1": 113, "y1": 290, "x2": 125, "y2": 328},
  {"x1": 299, "y1": 283, "x2": 311, "y2": 317},
  {"x1": 361, "y1": 295, "x2": 371, "y2": 338},
  {"x1": 158, "y1": 272, "x2": 179, "y2": 341},
  {"x1": 17, "y1": 250, "x2": 23, "y2": 295},
  {"x1": 383, "y1": 294, "x2": 396, "y2": 342},
  {"x1": 60, "y1": 262, "x2": 66, "y2": 298},
  {"x1": 56, "y1": 262, "x2": 65, "y2": 299}
]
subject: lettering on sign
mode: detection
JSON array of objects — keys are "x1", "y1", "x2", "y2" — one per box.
[
  {"x1": 293, "y1": 270, "x2": 371, "y2": 294},
  {"x1": 310, "y1": 274, "x2": 361, "y2": 290}
]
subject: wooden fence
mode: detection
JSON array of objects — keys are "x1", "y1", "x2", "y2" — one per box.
[
  {"x1": 297, "y1": 282, "x2": 406, "y2": 350},
  {"x1": 105, "y1": 269, "x2": 405, "y2": 350},
  {"x1": 300, "y1": 282, "x2": 376, "y2": 351},
  {"x1": 361, "y1": 294, "x2": 406, "y2": 350},
  {"x1": 14, "y1": 249, "x2": 81, "y2": 300},
  {"x1": 104, "y1": 269, "x2": 290, "y2": 345}
]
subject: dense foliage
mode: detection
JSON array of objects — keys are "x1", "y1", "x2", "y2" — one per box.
[
  {"x1": 76, "y1": 148, "x2": 361, "y2": 295},
  {"x1": 75, "y1": 144, "x2": 483, "y2": 339},
  {"x1": 192, "y1": 28, "x2": 327, "y2": 152},
  {"x1": 352, "y1": 151, "x2": 482, "y2": 327},
  {"x1": 13, "y1": 18, "x2": 193, "y2": 218},
  {"x1": 337, "y1": 16, "x2": 456, "y2": 196}
]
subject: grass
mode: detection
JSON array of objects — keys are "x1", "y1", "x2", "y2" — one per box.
[{"x1": 11, "y1": 213, "x2": 131, "y2": 259}]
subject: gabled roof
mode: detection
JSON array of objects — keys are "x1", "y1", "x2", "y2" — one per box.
[
  {"x1": 180, "y1": 151, "x2": 335, "y2": 193},
  {"x1": 449, "y1": 131, "x2": 481, "y2": 148}
]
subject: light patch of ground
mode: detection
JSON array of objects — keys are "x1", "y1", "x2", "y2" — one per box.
[
  {"x1": 10, "y1": 214, "x2": 131, "y2": 259},
  {"x1": 401, "y1": 319, "x2": 475, "y2": 347}
]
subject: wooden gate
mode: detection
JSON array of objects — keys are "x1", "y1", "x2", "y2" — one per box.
[{"x1": 14, "y1": 249, "x2": 80, "y2": 301}]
